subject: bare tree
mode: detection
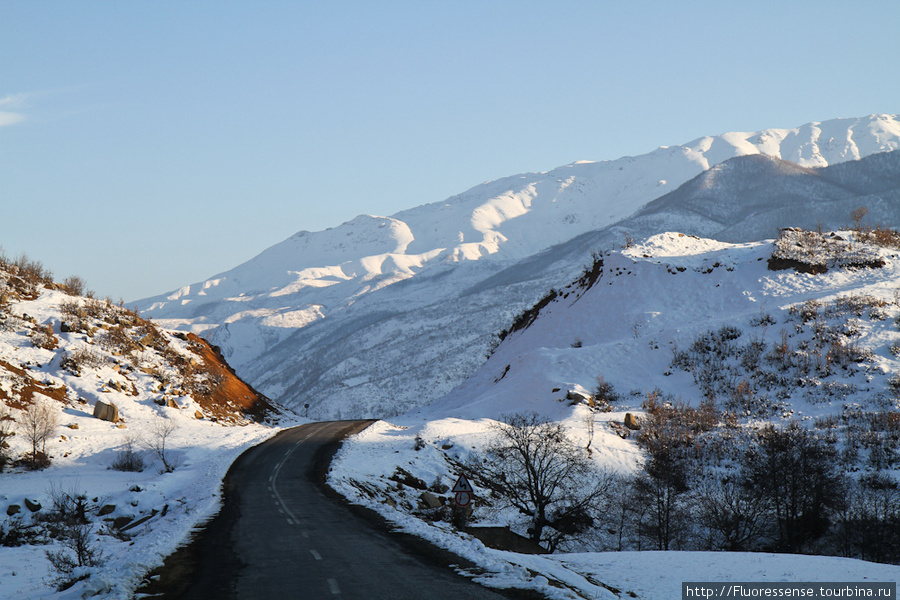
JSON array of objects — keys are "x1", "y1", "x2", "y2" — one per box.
[
  {"x1": 144, "y1": 416, "x2": 179, "y2": 473},
  {"x1": 0, "y1": 403, "x2": 15, "y2": 469},
  {"x1": 851, "y1": 206, "x2": 869, "y2": 231},
  {"x1": 633, "y1": 446, "x2": 690, "y2": 550},
  {"x1": 476, "y1": 412, "x2": 608, "y2": 551},
  {"x1": 583, "y1": 410, "x2": 595, "y2": 455},
  {"x1": 18, "y1": 400, "x2": 59, "y2": 467},
  {"x1": 695, "y1": 474, "x2": 770, "y2": 551},
  {"x1": 742, "y1": 423, "x2": 846, "y2": 553}
]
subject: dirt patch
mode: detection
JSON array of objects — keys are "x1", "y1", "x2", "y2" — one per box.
[{"x1": 0, "y1": 359, "x2": 70, "y2": 410}]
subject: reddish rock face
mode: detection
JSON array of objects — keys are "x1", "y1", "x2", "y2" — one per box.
[{"x1": 185, "y1": 333, "x2": 276, "y2": 423}]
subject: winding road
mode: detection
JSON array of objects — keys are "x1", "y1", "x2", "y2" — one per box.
[{"x1": 144, "y1": 420, "x2": 528, "y2": 600}]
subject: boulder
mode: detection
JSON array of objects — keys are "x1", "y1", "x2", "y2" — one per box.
[
  {"x1": 624, "y1": 413, "x2": 641, "y2": 430},
  {"x1": 93, "y1": 400, "x2": 119, "y2": 422},
  {"x1": 418, "y1": 491, "x2": 444, "y2": 509},
  {"x1": 112, "y1": 515, "x2": 133, "y2": 530},
  {"x1": 6, "y1": 504, "x2": 21, "y2": 516},
  {"x1": 194, "y1": 410, "x2": 204, "y2": 419},
  {"x1": 97, "y1": 504, "x2": 116, "y2": 516},
  {"x1": 24, "y1": 498, "x2": 41, "y2": 512}
]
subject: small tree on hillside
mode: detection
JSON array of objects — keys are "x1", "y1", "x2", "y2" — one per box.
[
  {"x1": 851, "y1": 206, "x2": 869, "y2": 231},
  {"x1": 18, "y1": 399, "x2": 59, "y2": 468},
  {"x1": 144, "y1": 416, "x2": 179, "y2": 473},
  {"x1": 0, "y1": 404, "x2": 15, "y2": 470},
  {"x1": 476, "y1": 412, "x2": 608, "y2": 551},
  {"x1": 633, "y1": 446, "x2": 690, "y2": 550}
]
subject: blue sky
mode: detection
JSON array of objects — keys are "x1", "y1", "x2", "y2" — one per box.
[{"x1": 2, "y1": 1, "x2": 898, "y2": 301}]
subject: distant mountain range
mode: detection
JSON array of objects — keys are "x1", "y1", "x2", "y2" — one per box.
[{"x1": 136, "y1": 114, "x2": 900, "y2": 418}]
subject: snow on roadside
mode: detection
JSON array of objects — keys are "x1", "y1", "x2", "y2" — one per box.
[
  {"x1": 0, "y1": 418, "x2": 281, "y2": 600},
  {"x1": 329, "y1": 420, "x2": 900, "y2": 599}
]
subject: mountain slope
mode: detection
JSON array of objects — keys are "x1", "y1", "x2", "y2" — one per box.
[
  {"x1": 0, "y1": 256, "x2": 277, "y2": 599},
  {"x1": 136, "y1": 114, "x2": 900, "y2": 417},
  {"x1": 627, "y1": 150, "x2": 900, "y2": 243}
]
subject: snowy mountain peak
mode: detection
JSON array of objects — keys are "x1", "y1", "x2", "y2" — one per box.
[{"x1": 136, "y1": 114, "x2": 900, "y2": 417}]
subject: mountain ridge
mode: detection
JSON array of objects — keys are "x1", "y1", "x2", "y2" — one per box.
[{"x1": 136, "y1": 113, "x2": 900, "y2": 417}]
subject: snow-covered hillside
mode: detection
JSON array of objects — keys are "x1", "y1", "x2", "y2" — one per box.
[
  {"x1": 628, "y1": 150, "x2": 900, "y2": 243},
  {"x1": 0, "y1": 258, "x2": 279, "y2": 599},
  {"x1": 136, "y1": 115, "x2": 900, "y2": 418},
  {"x1": 327, "y1": 228, "x2": 900, "y2": 598}
]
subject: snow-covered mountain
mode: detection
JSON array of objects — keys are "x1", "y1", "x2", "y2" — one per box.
[{"x1": 137, "y1": 114, "x2": 900, "y2": 417}]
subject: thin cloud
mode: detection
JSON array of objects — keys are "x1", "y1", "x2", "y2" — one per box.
[{"x1": 0, "y1": 93, "x2": 30, "y2": 127}]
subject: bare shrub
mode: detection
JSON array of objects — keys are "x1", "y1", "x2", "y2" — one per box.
[
  {"x1": 633, "y1": 446, "x2": 690, "y2": 550},
  {"x1": 13, "y1": 253, "x2": 53, "y2": 287},
  {"x1": 0, "y1": 516, "x2": 42, "y2": 547},
  {"x1": 99, "y1": 324, "x2": 138, "y2": 355},
  {"x1": 592, "y1": 377, "x2": 619, "y2": 410},
  {"x1": 59, "y1": 299, "x2": 90, "y2": 333},
  {"x1": 60, "y1": 348, "x2": 106, "y2": 377},
  {"x1": 45, "y1": 521, "x2": 104, "y2": 590},
  {"x1": 144, "y1": 417, "x2": 180, "y2": 473},
  {"x1": 850, "y1": 206, "x2": 869, "y2": 231},
  {"x1": 110, "y1": 436, "x2": 144, "y2": 472},
  {"x1": 741, "y1": 423, "x2": 846, "y2": 553},
  {"x1": 61, "y1": 276, "x2": 87, "y2": 297},
  {"x1": 30, "y1": 323, "x2": 58, "y2": 350},
  {"x1": 695, "y1": 474, "x2": 770, "y2": 551}
]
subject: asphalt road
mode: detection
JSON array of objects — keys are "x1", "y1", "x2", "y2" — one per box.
[{"x1": 151, "y1": 420, "x2": 528, "y2": 600}]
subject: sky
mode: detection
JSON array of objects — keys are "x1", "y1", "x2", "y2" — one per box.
[{"x1": 2, "y1": 1, "x2": 898, "y2": 302}]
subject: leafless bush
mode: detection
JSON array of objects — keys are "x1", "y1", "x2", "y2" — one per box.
[
  {"x1": 61, "y1": 275, "x2": 87, "y2": 297},
  {"x1": 851, "y1": 206, "x2": 869, "y2": 230},
  {"x1": 0, "y1": 516, "x2": 42, "y2": 547},
  {"x1": 30, "y1": 323, "x2": 58, "y2": 350},
  {"x1": 591, "y1": 377, "x2": 619, "y2": 410},
  {"x1": 60, "y1": 348, "x2": 107, "y2": 377},
  {"x1": 12, "y1": 253, "x2": 53, "y2": 287},
  {"x1": 144, "y1": 417, "x2": 180, "y2": 473},
  {"x1": 99, "y1": 324, "x2": 139, "y2": 355},
  {"x1": 45, "y1": 521, "x2": 104, "y2": 590},
  {"x1": 109, "y1": 436, "x2": 144, "y2": 472},
  {"x1": 694, "y1": 474, "x2": 770, "y2": 551}
]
